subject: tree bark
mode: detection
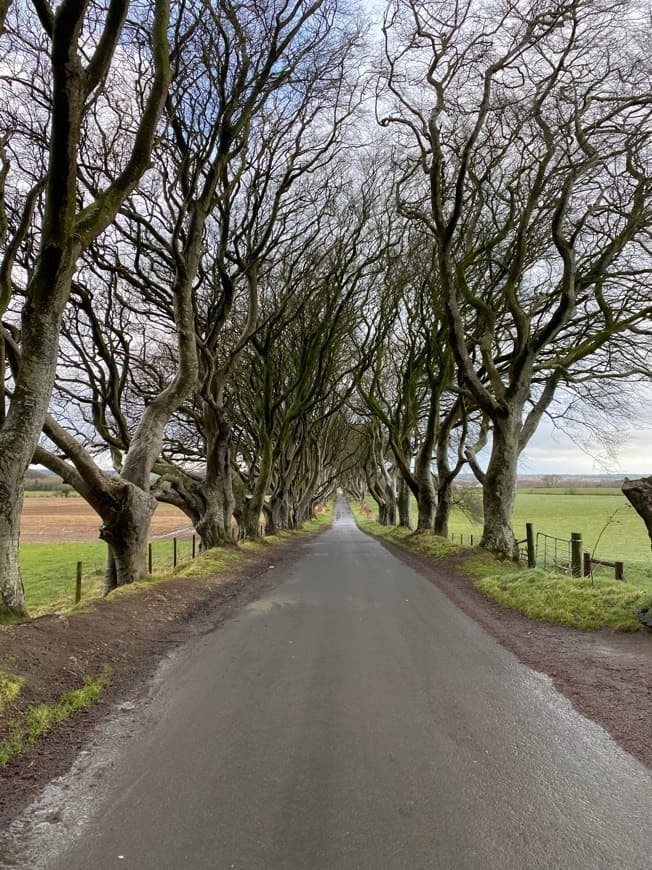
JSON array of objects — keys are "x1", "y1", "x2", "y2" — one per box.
[
  {"x1": 0, "y1": 483, "x2": 25, "y2": 617},
  {"x1": 479, "y1": 415, "x2": 520, "y2": 560},
  {"x1": 622, "y1": 477, "x2": 652, "y2": 549},
  {"x1": 243, "y1": 432, "x2": 273, "y2": 539},
  {"x1": 397, "y1": 476, "x2": 412, "y2": 528},
  {"x1": 100, "y1": 484, "x2": 157, "y2": 595},
  {"x1": 433, "y1": 477, "x2": 452, "y2": 538},
  {"x1": 415, "y1": 449, "x2": 436, "y2": 532}
]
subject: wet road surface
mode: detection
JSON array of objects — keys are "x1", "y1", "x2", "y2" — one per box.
[{"x1": 3, "y1": 495, "x2": 651, "y2": 869}]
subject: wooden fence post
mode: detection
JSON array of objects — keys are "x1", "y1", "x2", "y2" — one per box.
[
  {"x1": 173, "y1": 537, "x2": 177, "y2": 568},
  {"x1": 615, "y1": 561, "x2": 624, "y2": 581},
  {"x1": 192, "y1": 534, "x2": 196, "y2": 558},
  {"x1": 526, "y1": 523, "x2": 536, "y2": 568},
  {"x1": 75, "y1": 562, "x2": 82, "y2": 604},
  {"x1": 583, "y1": 552, "x2": 591, "y2": 577},
  {"x1": 148, "y1": 543, "x2": 153, "y2": 575},
  {"x1": 571, "y1": 532, "x2": 582, "y2": 577}
]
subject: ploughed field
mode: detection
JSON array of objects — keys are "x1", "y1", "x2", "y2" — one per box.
[
  {"x1": 19, "y1": 497, "x2": 193, "y2": 616},
  {"x1": 20, "y1": 496, "x2": 190, "y2": 544}
]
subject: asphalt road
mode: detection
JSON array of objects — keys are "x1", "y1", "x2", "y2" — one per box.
[{"x1": 6, "y1": 495, "x2": 652, "y2": 869}]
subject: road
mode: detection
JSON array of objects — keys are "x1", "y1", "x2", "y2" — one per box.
[{"x1": 5, "y1": 495, "x2": 652, "y2": 869}]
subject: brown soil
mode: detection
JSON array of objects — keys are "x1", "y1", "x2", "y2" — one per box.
[
  {"x1": 1, "y1": 523, "x2": 650, "y2": 831},
  {"x1": 377, "y1": 535, "x2": 652, "y2": 770},
  {"x1": 20, "y1": 498, "x2": 191, "y2": 544}
]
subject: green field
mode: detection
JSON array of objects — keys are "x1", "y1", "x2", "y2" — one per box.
[
  {"x1": 19, "y1": 537, "x2": 198, "y2": 616},
  {"x1": 442, "y1": 487, "x2": 652, "y2": 585},
  {"x1": 12, "y1": 505, "x2": 334, "y2": 619}
]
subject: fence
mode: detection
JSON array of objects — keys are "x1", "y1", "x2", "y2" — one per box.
[
  {"x1": 536, "y1": 531, "x2": 573, "y2": 574},
  {"x1": 524, "y1": 526, "x2": 624, "y2": 581},
  {"x1": 74, "y1": 532, "x2": 198, "y2": 604},
  {"x1": 449, "y1": 522, "x2": 625, "y2": 581}
]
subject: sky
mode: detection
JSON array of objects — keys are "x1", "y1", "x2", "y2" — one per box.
[{"x1": 513, "y1": 418, "x2": 652, "y2": 477}]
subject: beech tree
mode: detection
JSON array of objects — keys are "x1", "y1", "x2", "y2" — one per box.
[
  {"x1": 233, "y1": 168, "x2": 387, "y2": 538},
  {"x1": 381, "y1": 0, "x2": 652, "y2": 558},
  {"x1": 623, "y1": 477, "x2": 652, "y2": 549},
  {"x1": 34, "y1": 0, "x2": 363, "y2": 588},
  {"x1": 0, "y1": 0, "x2": 171, "y2": 615}
]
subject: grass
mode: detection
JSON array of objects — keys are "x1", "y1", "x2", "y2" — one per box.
[
  {"x1": 446, "y1": 488, "x2": 652, "y2": 571},
  {"x1": 0, "y1": 667, "x2": 25, "y2": 716},
  {"x1": 351, "y1": 500, "x2": 652, "y2": 632},
  {"x1": 475, "y1": 571, "x2": 650, "y2": 632},
  {"x1": 12, "y1": 503, "x2": 334, "y2": 620},
  {"x1": 19, "y1": 537, "x2": 200, "y2": 616},
  {"x1": 0, "y1": 666, "x2": 111, "y2": 765}
]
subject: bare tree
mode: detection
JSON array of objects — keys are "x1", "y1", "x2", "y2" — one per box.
[
  {"x1": 0, "y1": 0, "x2": 171, "y2": 615},
  {"x1": 622, "y1": 477, "x2": 652, "y2": 549},
  {"x1": 380, "y1": 0, "x2": 652, "y2": 558}
]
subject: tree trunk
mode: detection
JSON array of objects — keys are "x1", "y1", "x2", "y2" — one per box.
[
  {"x1": 263, "y1": 503, "x2": 276, "y2": 536},
  {"x1": 195, "y1": 484, "x2": 233, "y2": 549},
  {"x1": 415, "y1": 450, "x2": 436, "y2": 532},
  {"x1": 243, "y1": 433, "x2": 273, "y2": 539},
  {"x1": 196, "y1": 405, "x2": 235, "y2": 548},
  {"x1": 0, "y1": 482, "x2": 26, "y2": 617},
  {"x1": 480, "y1": 416, "x2": 520, "y2": 560},
  {"x1": 101, "y1": 484, "x2": 157, "y2": 594},
  {"x1": 622, "y1": 477, "x2": 652, "y2": 548},
  {"x1": 397, "y1": 477, "x2": 412, "y2": 528},
  {"x1": 0, "y1": 287, "x2": 76, "y2": 615},
  {"x1": 434, "y1": 477, "x2": 452, "y2": 538},
  {"x1": 384, "y1": 487, "x2": 397, "y2": 526}
]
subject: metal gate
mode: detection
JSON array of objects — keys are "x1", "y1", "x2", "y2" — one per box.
[{"x1": 536, "y1": 532, "x2": 572, "y2": 574}]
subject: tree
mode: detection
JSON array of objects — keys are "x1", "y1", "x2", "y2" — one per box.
[
  {"x1": 0, "y1": 0, "x2": 171, "y2": 615},
  {"x1": 622, "y1": 478, "x2": 652, "y2": 550},
  {"x1": 381, "y1": 0, "x2": 652, "y2": 558},
  {"x1": 148, "y1": 2, "x2": 365, "y2": 548}
]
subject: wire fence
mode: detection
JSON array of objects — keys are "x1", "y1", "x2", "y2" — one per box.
[
  {"x1": 449, "y1": 523, "x2": 626, "y2": 582},
  {"x1": 74, "y1": 531, "x2": 197, "y2": 604}
]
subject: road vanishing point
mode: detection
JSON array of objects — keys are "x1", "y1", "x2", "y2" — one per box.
[{"x1": 3, "y1": 495, "x2": 651, "y2": 869}]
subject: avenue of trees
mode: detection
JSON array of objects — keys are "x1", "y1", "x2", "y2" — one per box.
[{"x1": 0, "y1": 0, "x2": 650, "y2": 616}]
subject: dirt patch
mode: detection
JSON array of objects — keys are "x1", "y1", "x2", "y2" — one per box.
[
  {"x1": 20, "y1": 498, "x2": 191, "y2": 544},
  {"x1": 0, "y1": 535, "x2": 318, "y2": 827},
  {"x1": 376, "y1": 535, "x2": 652, "y2": 770}
]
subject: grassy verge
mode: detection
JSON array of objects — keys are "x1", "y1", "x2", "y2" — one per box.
[
  {"x1": 13, "y1": 503, "x2": 333, "y2": 620},
  {"x1": 350, "y1": 501, "x2": 651, "y2": 632},
  {"x1": 0, "y1": 666, "x2": 111, "y2": 766},
  {"x1": 0, "y1": 667, "x2": 25, "y2": 716}
]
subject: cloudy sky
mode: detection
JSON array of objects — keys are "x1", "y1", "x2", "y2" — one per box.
[{"x1": 517, "y1": 422, "x2": 651, "y2": 476}]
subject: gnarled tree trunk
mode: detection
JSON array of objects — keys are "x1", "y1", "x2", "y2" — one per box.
[
  {"x1": 434, "y1": 478, "x2": 453, "y2": 538},
  {"x1": 101, "y1": 484, "x2": 157, "y2": 594},
  {"x1": 622, "y1": 477, "x2": 652, "y2": 548},
  {"x1": 397, "y1": 477, "x2": 412, "y2": 528},
  {"x1": 479, "y1": 415, "x2": 520, "y2": 560}
]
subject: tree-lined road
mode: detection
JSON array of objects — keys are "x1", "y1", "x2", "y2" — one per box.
[{"x1": 13, "y1": 497, "x2": 652, "y2": 869}]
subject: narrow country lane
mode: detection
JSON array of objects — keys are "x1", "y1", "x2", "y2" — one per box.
[{"x1": 3, "y1": 495, "x2": 651, "y2": 869}]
